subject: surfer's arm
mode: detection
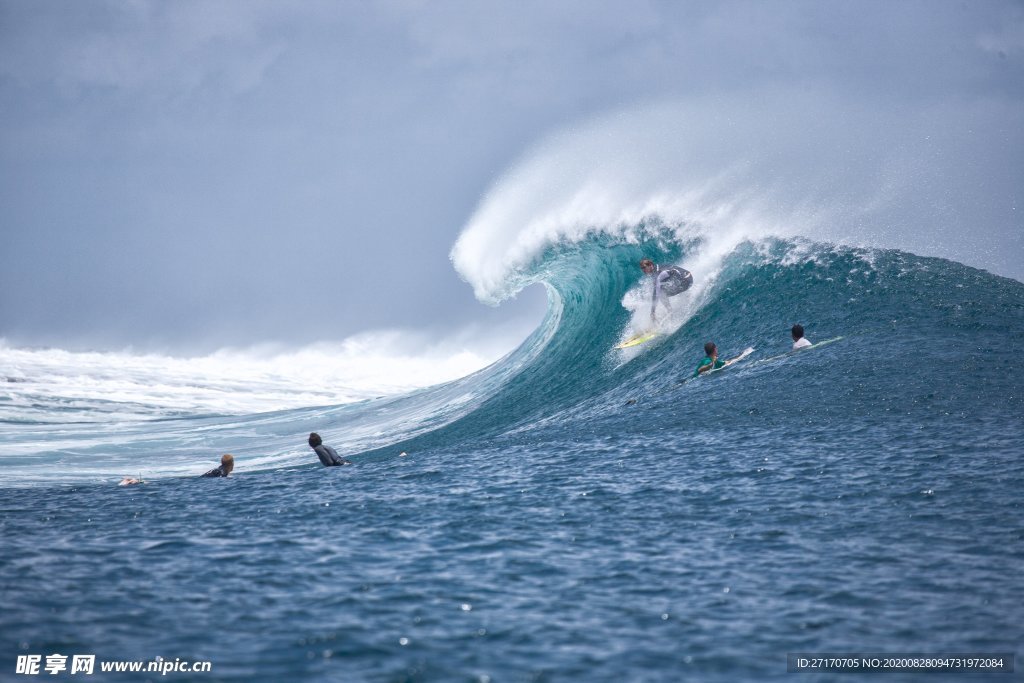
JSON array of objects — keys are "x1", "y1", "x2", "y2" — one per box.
[
  {"x1": 723, "y1": 348, "x2": 752, "y2": 366},
  {"x1": 695, "y1": 360, "x2": 714, "y2": 375}
]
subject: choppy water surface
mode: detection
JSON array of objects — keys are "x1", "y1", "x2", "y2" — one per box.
[{"x1": 3, "y1": 238, "x2": 1023, "y2": 681}]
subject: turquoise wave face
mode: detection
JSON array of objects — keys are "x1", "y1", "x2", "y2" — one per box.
[
  {"x1": 2, "y1": 233, "x2": 1020, "y2": 486},
  {"x1": 351, "y1": 234, "x2": 1023, "y2": 462}
]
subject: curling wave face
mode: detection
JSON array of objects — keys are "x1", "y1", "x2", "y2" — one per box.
[{"x1": 2, "y1": 228, "x2": 1021, "y2": 488}]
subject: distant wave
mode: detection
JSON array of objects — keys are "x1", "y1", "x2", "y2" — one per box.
[{"x1": 0, "y1": 330, "x2": 517, "y2": 424}]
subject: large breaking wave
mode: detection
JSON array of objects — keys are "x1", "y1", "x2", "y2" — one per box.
[{"x1": 2, "y1": 94, "x2": 1022, "y2": 486}]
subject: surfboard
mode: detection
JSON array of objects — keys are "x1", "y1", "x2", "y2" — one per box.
[
  {"x1": 625, "y1": 346, "x2": 755, "y2": 405},
  {"x1": 707, "y1": 346, "x2": 755, "y2": 373},
  {"x1": 750, "y1": 336, "x2": 845, "y2": 367},
  {"x1": 615, "y1": 332, "x2": 660, "y2": 349},
  {"x1": 807, "y1": 335, "x2": 843, "y2": 350}
]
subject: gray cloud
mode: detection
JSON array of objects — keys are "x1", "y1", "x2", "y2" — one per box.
[{"x1": 1, "y1": 0, "x2": 1020, "y2": 351}]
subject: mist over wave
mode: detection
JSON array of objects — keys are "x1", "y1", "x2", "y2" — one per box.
[{"x1": 451, "y1": 91, "x2": 1023, "y2": 304}]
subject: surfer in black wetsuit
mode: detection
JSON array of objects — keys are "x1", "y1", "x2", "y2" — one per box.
[
  {"x1": 640, "y1": 259, "x2": 693, "y2": 321},
  {"x1": 308, "y1": 432, "x2": 351, "y2": 467},
  {"x1": 200, "y1": 453, "x2": 234, "y2": 478}
]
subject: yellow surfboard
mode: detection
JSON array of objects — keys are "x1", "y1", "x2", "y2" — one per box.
[{"x1": 615, "y1": 332, "x2": 660, "y2": 349}]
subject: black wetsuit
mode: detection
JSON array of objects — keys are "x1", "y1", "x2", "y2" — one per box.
[
  {"x1": 200, "y1": 465, "x2": 230, "y2": 478},
  {"x1": 314, "y1": 444, "x2": 350, "y2": 467}
]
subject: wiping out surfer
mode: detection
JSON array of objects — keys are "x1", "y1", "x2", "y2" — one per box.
[{"x1": 640, "y1": 259, "x2": 692, "y2": 321}]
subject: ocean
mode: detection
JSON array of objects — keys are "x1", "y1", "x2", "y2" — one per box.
[{"x1": 2, "y1": 231, "x2": 1022, "y2": 681}]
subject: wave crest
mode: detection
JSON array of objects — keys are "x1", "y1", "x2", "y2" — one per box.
[{"x1": 451, "y1": 92, "x2": 1024, "y2": 304}]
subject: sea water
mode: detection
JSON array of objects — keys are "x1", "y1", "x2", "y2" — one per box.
[{"x1": 2, "y1": 232, "x2": 1022, "y2": 681}]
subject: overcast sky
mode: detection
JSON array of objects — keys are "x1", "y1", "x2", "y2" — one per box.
[{"x1": 1, "y1": 0, "x2": 1021, "y2": 352}]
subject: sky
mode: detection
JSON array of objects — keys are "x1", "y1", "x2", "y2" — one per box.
[{"x1": 1, "y1": 0, "x2": 1022, "y2": 353}]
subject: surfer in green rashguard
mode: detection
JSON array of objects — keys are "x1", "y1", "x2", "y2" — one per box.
[
  {"x1": 694, "y1": 342, "x2": 727, "y2": 376},
  {"x1": 693, "y1": 342, "x2": 753, "y2": 377}
]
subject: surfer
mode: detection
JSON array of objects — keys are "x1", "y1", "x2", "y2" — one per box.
[
  {"x1": 693, "y1": 342, "x2": 752, "y2": 377},
  {"x1": 791, "y1": 324, "x2": 812, "y2": 350},
  {"x1": 200, "y1": 453, "x2": 234, "y2": 478},
  {"x1": 308, "y1": 432, "x2": 351, "y2": 467},
  {"x1": 640, "y1": 259, "x2": 693, "y2": 321},
  {"x1": 694, "y1": 342, "x2": 727, "y2": 376}
]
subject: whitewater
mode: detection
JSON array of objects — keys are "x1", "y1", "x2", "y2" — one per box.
[{"x1": 2, "y1": 99, "x2": 1022, "y2": 681}]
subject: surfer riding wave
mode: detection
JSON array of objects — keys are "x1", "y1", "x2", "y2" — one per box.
[{"x1": 640, "y1": 259, "x2": 693, "y2": 321}]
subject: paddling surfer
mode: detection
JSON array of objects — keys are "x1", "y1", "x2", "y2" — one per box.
[
  {"x1": 791, "y1": 324, "x2": 812, "y2": 350},
  {"x1": 200, "y1": 454, "x2": 234, "y2": 478},
  {"x1": 694, "y1": 342, "x2": 749, "y2": 377},
  {"x1": 308, "y1": 432, "x2": 351, "y2": 467}
]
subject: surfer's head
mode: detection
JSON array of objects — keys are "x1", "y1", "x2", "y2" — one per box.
[
  {"x1": 704, "y1": 342, "x2": 717, "y2": 358},
  {"x1": 639, "y1": 258, "x2": 655, "y2": 274},
  {"x1": 791, "y1": 324, "x2": 805, "y2": 341},
  {"x1": 220, "y1": 454, "x2": 234, "y2": 475},
  {"x1": 308, "y1": 432, "x2": 322, "y2": 448}
]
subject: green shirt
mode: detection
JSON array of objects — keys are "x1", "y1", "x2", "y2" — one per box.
[{"x1": 694, "y1": 356, "x2": 726, "y2": 377}]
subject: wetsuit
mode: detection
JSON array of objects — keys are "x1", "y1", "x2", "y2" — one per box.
[
  {"x1": 650, "y1": 264, "x2": 693, "y2": 314},
  {"x1": 314, "y1": 444, "x2": 350, "y2": 467},
  {"x1": 201, "y1": 465, "x2": 230, "y2": 478}
]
